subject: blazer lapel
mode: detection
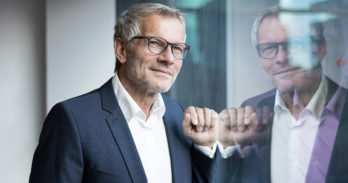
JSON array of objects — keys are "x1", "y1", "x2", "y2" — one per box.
[
  {"x1": 256, "y1": 94, "x2": 275, "y2": 183},
  {"x1": 162, "y1": 100, "x2": 191, "y2": 183},
  {"x1": 326, "y1": 91, "x2": 348, "y2": 182},
  {"x1": 100, "y1": 79, "x2": 147, "y2": 183}
]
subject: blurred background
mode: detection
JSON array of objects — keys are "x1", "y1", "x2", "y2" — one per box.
[{"x1": 1, "y1": 0, "x2": 347, "y2": 182}]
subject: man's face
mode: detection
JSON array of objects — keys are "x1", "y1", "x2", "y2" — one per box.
[
  {"x1": 257, "y1": 17, "x2": 324, "y2": 92},
  {"x1": 120, "y1": 14, "x2": 185, "y2": 94}
]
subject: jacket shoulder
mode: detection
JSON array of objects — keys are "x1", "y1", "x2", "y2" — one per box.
[
  {"x1": 59, "y1": 89, "x2": 101, "y2": 109},
  {"x1": 241, "y1": 89, "x2": 276, "y2": 108},
  {"x1": 162, "y1": 94, "x2": 184, "y2": 112}
]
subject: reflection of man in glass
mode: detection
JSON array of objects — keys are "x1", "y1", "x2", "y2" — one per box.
[{"x1": 218, "y1": 6, "x2": 348, "y2": 183}]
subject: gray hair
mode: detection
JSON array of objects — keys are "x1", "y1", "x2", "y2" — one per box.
[
  {"x1": 251, "y1": 5, "x2": 325, "y2": 48},
  {"x1": 113, "y1": 3, "x2": 186, "y2": 72},
  {"x1": 251, "y1": 6, "x2": 280, "y2": 48}
]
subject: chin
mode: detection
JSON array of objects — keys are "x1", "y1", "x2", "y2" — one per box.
[
  {"x1": 273, "y1": 80, "x2": 296, "y2": 93},
  {"x1": 151, "y1": 78, "x2": 174, "y2": 91},
  {"x1": 276, "y1": 82, "x2": 312, "y2": 93},
  {"x1": 277, "y1": 86, "x2": 295, "y2": 93},
  {"x1": 158, "y1": 83, "x2": 172, "y2": 92},
  {"x1": 149, "y1": 82, "x2": 172, "y2": 93}
]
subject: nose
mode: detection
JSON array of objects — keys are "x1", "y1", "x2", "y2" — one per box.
[
  {"x1": 274, "y1": 44, "x2": 289, "y2": 65},
  {"x1": 158, "y1": 46, "x2": 175, "y2": 65}
]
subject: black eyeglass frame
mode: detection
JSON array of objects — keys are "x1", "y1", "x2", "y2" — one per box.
[
  {"x1": 255, "y1": 38, "x2": 324, "y2": 60},
  {"x1": 131, "y1": 36, "x2": 191, "y2": 60}
]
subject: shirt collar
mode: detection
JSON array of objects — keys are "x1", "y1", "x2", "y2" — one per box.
[
  {"x1": 274, "y1": 90, "x2": 287, "y2": 113},
  {"x1": 305, "y1": 76, "x2": 328, "y2": 119},
  {"x1": 274, "y1": 76, "x2": 328, "y2": 119},
  {"x1": 112, "y1": 73, "x2": 166, "y2": 123},
  {"x1": 323, "y1": 86, "x2": 346, "y2": 120}
]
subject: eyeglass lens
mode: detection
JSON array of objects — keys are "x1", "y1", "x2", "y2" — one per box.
[{"x1": 147, "y1": 37, "x2": 189, "y2": 59}]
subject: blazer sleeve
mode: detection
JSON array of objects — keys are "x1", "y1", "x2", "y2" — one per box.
[
  {"x1": 191, "y1": 145, "x2": 218, "y2": 183},
  {"x1": 215, "y1": 152, "x2": 241, "y2": 183},
  {"x1": 29, "y1": 103, "x2": 84, "y2": 183}
]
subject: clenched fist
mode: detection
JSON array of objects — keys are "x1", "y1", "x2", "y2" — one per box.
[
  {"x1": 183, "y1": 106, "x2": 218, "y2": 148},
  {"x1": 218, "y1": 106, "x2": 273, "y2": 148}
]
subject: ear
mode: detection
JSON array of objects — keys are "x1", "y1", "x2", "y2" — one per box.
[
  {"x1": 336, "y1": 57, "x2": 345, "y2": 67},
  {"x1": 115, "y1": 38, "x2": 128, "y2": 63}
]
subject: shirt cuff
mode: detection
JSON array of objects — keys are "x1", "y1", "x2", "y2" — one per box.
[
  {"x1": 218, "y1": 141, "x2": 238, "y2": 159},
  {"x1": 193, "y1": 142, "x2": 217, "y2": 158},
  {"x1": 217, "y1": 141, "x2": 257, "y2": 159}
]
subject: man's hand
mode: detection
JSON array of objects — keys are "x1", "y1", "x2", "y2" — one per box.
[
  {"x1": 183, "y1": 106, "x2": 219, "y2": 148},
  {"x1": 218, "y1": 106, "x2": 273, "y2": 148}
]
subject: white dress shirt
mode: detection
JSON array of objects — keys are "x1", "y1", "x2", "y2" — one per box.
[
  {"x1": 112, "y1": 74, "x2": 172, "y2": 183},
  {"x1": 112, "y1": 73, "x2": 216, "y2": 183},
  {"x1": 271, "y1": 77, "x2": 328, "y2": 183}
]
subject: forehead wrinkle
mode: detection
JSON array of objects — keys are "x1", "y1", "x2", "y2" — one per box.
[
  {"x1": 258, "y1": 17, "x2": 289, "y2": 43},
  {"x1": 138, "y1": 14, "x2": 185, "y2": 43}
]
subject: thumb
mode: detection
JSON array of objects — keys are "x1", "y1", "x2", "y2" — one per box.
[{"x1": 183, "y1": 113, "x2": 192, "y2": 132}]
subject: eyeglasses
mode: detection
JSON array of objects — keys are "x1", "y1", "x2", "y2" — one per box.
[
  {"x1": 256, "y1": 39, "x2": 323, "y2": 60},
  {"x1": 131, "y1": 36, "x2": 190, "y2": 60}
]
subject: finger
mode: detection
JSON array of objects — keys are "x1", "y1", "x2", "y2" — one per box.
[
  {"x1": 211, "y1": 110, "x2": 218, "y2": 129},
  {"x1": 262, "y1": 105, "x2": 272, "y2": 125},
  {"x1": 203, "y1": 108, "x2": 212, "y2": 132},
  {"x1": 219, "y1": 109, "x2": 229, "y2": 126},
  {"x1": 227, "y1": 108, "x2": 238, "y2": 132},
  {"x1": 252, "y1": 112, "x2": 263, "y2": 132},
  {"x1": 211, "y1": 111, "x2": 219, "y2": 140},
  {"x1": 237, "y1": 107, "x2": 245, "y2": 132},
  {"x1": 244, "y1": 106, "x2": 254, "y2": 125},
  {"x1": 195, "y1": 107, "x2": 204, "y2": 132},
  {"x1": 182, "y1": 113, "x2": 192, "y2": 135},
  {"x1": 218, "y1": 109, "x2": 228, "y2": 132},
  {"x1": 251, "y1": 113, "x2": 257, "y2": 127},
  {"x1": 186, "y1": 106, "x2": 198, "y2": 125},
  {"x1": 256, "y1": 107, "x2": 262, "y2": 126},
  {"x1": 218, "y1": 109, "x2": 230, "y2": 137}
]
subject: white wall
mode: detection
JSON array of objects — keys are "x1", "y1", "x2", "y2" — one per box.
[
  {"x1": 0, "y1": 0, "x2": 115, "y2": 182},
  {"x1": 0, "y1": 0, "x2": 46, "y2": 182},
  {"x1": 226, "y1": 0, "x2": 275, "y2": 107},
  {"x1": 46, "y1": 0, "x2": 115, "y2": 111}
]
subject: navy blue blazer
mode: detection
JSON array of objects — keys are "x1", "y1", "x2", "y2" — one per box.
[
  {"x1": 218, "y1": 79, "x2": 348, "y2": 183},
  {"x1": 29, "y1": 79, "x2": 216, "y2": 183}
]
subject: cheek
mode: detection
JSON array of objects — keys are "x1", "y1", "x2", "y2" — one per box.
[
  {"x1": 259, "y1": 61, "x2": 273, "y2": 76},
  {"x1": 127, "y1": 58, "x2": 146, "y2": 78},
  {"x1": 131, "y1": 56, "x2": 147, "y2": 71},
  {"x1": 174, "y1": 62, "x2": 183, "y2": 73}
]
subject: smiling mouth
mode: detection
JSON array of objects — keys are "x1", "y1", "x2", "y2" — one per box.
[
  {"x1": 272, "y1": 67, "x2": 301, "y2": 75},
  {"x1": 151, "y1": 68, "x2": 173, "y2": 76}
]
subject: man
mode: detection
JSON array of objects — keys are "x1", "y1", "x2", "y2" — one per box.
[
  {"x1": 29, "y1": 3, "x2": 218, "y2": 183},
  {"x1": 218, "y1": 6, "x2": 348, "y2": 183}
]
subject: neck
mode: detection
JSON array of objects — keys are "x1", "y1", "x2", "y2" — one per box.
[
  {"x1": 118, "y1": 72, "x2": 157, "y2": 120},
  {"x1": 280, "y1": 77, "x2": 322, "y2": 114}
]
